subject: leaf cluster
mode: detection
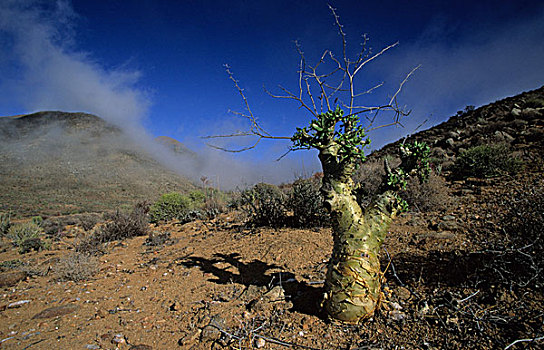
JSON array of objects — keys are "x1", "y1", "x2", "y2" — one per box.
[{"x1": 291, "y1": 107, "x2": 370, "y2": 165}]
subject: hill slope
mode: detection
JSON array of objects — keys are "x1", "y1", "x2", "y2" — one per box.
[{"x1": 0, "y1": 111, "x2": 195, "y2": 216}]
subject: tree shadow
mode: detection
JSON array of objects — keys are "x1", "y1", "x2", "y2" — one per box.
[{"x1": 178, "y1": 252, "x2": 323, "y2": 317}]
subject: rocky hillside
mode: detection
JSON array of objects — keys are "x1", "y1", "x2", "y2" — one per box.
[
  {"x1": 371, "y1": 85, "x2": 544, "y2": 170},
  {"x1": 0, "y1": 111, "x2": 195, "y2": 216}
]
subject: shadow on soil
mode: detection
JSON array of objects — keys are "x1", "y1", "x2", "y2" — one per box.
[
  {"x1": 178, "y1": 252, "x2": 323, "y2": 317},
  {"x1": 389, "y1": 249, "x2": 536, "y2": 290}
]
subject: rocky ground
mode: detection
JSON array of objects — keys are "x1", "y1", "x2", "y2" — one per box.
[
  {"x1": 0, "y1": 164, "x2": 542, "y2": 349},
  {"x1": 0, "y1": 88, "x2": 543, "y2": 349}
]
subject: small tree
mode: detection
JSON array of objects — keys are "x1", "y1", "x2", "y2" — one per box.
[{"x1": 206, "y1": 5, "x2": 427, "y2": 323}]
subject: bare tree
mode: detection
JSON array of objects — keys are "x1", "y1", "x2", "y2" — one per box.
[{"x1": 206, "y1": 5, "x2": 429, "y2": 324}]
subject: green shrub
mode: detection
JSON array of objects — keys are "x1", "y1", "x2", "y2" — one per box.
[
  {"x1": 0, "y1": 212, "x2": 11, "y2": 235},
  {"x1": 149, "y1": 192, "x2": 194, "y2": 223},
  {"x1": 31, "y1": 216, "x2": 43, "y2": 227},
  {"x1": 240, "y1": 183, "x2": 287, "y2": 228},
  {"x1": 7, "y1": 222, "x2": 47, "y2": 254},
  {"x1": 453, "y1": 144, "x2": 522, "y2": 178},
  {"x1": 288, "y1": 178, "x2": 329, "y2": 228},
  {"x1": 188, "y1": 190, "x2": 206, "y2": 206}
]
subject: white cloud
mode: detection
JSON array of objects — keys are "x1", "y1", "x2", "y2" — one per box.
[{"x1": 0, "y1": 0, "x2": 150, "y2": 129}]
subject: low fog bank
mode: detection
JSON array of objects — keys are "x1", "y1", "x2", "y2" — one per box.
[{"x1": 0, "y1": 0, "x2": 309, "y2": 189}]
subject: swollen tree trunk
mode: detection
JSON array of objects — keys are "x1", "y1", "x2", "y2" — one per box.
[{"x1": 319, "y1": 148, "x2": 402, "y2": 323}]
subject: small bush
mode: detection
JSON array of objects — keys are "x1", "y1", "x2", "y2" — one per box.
[
  {"x1": 288, "y1": 178, "x2": 329, "y2": 228},
  {"x1": 54, "y1": 252, "x2": 98, "y2": 282},
  {"x1": 0, "y1": 212, "x2": 11, "y2": 235},
  {"x1": 78, "y1": 213, "x2": 102, "y2": 231},
  {"x1": 100, "y1": 205, "x2": 149, "y2": 242},
  {"x1": 31, "y1": 216, "x2": 43, "y2": 227},
  {"x1": 401, "y1": 173, "x2": 452, "y2": 212},
  {"x1": 453, "y1": 144, "x2": 522, "y2": 178},
  {"x1": 149, "y1": 192, "x2": 194, "y2": 223},
  {"x1": 76, "y1": 204, "x2": 149, "y2": 254},
  {"x1": 240, "y1": 183, "x2": 287, "y2": 228},
  {"x1": 7, "y1": 222, "x2": 47, "y2": 254},
  {"x1": 353, "y1": 159, "x2": 388, "y2": 207}
]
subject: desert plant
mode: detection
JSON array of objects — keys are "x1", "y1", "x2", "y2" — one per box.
[
  {"x1": 453, "y1": 143, "x2": 522, "y2": 178},
  {"x1": 149, "y1": 192, "x2": 194, "y2": 223},
  {"x1": 240, "y1": 183, "x2": 287, "y2": 228},
  {"x1": 288, "y1": 177, "x2": 329, "y2": 228},
  {"x1": 0, "y1": 212, "x2": 11, "y2": 235},
  {"x1": 205, "y1": 5, "x2": 426, "y2": 323},
  {"x1": 7, "y1": 222, "x2": 47, "y2": 254},
  {"x1": 31, "y1": 216, "x2": 43, "y2": 227},
  {"x1": 100, "y1": 204, "x2": 149, "y2": 241},
  {"x1": 54, "y1": 252, "x2": 98, "y2": 282},
  {"x1": 401, "y1": 172, "x2": 452, "y2": 212},
  {"x1": 76, "y1": 204, "x2": 149, "y2": 254}
]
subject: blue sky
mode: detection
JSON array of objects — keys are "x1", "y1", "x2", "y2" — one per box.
[{"x1": 1, "y1": 0, "x2": 543, "y2": 186}]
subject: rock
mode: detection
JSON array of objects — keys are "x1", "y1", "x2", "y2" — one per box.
[
  {"x1": 201, "y1": 316, "x2": 225, "y2": 341},
  {"x1": 112, "y1": 333, "x2": 126, "y2": 345},
  {"x1": 494, "y1": 130, "x2": 515, "y2": 143},
  {"x1": 32, "y1": 304, "x2": 79, "y2": 319},
  {"x1": 85, "y1": 345, "x2": 100, "y2": 349},
  {"x1": 249, "y1": 286, "x2": 292, "y2": 313},
  {"x1": 511, "y1": 108, "x2": 521, "y2": 117},
  {"x1": 130, "y1": 345, "x2": 153, "y2": 350},
  {"x1": 389, "y1": 309, "x2": 406, "y2": 321},
  {"x1": 445, "y1": 138, "x2": 455, "y2": 148},
  {"x1": 0, "y1": 271, "x2": 27, "y2": 287},
  {"x1": 8, "y1": 300, "x2": 31, "y2": 308},
  {"x1": 178, "y1": 329, "x2": 201, "y2": 347},
  {"x1": 396, "y1": 287, "x2": 412, "y2": 301},
  {"x1": 255, "y1": 337, "x2": 266, "y2": 348}
]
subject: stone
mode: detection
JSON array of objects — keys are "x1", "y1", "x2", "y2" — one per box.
[
  {"x1": 130, "y1": 345, "x2": 152, "y2": 350},
  {"x1": 201, "y1": 316, "x2": 224, "y2": 341},
  {"x1": 112, "y1": 333, "x2": 126, "y2": 345},
  {"x1": 0, "y1": 271, "x2": 27, "y2": 287},
  {"x1": 8, "y1": 300, "x2": 31, "y2": 308},
  {"x1": 32, "y1": 304, "x2": 79, "y2": 319},
  {"x1": 255, "y1": 337, "x2": 266, "y2": 348}
]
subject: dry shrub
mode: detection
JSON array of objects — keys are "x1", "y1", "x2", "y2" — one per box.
[
  {"x1": 401, "y1": 173, "x2": 452, "y2": 212},
  {"x1": 55, "y1": 252, "x2": 98, "y2": 281},
  {"x1": 353, "y1": 159, "x2": 387, "y2": 207},
  {"x1": 76, "y1": 203, "x2": 149, "y2": 254},
  {"x1": 496, "y1": 183, "x2": 544, "y2": 288},
  {"x1": 240, "y1": 183, "x2": 287, "y2": 228},
  {"x1": 287, "y1": 177, "x2": 329, "y2": 228}
]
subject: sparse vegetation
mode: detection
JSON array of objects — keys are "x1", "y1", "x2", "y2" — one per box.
[
  {"x1": 150, "y1": 192, "x2": 195, "y2": 223},
  {"x1": 54, "y1": 252, "x2": 98, "y2": 282},
  {"x1": 453, "y1": 143, "x2": 522, "y2": 178},
  {"x1": 0, "y1": 212, "x2": 11, "y2": 235},
  {"x1": 7, "y1": 222, "x2": 47, "y2": 254},
  {"x1": 287, "y1": 177, "x2": 329, "y2": 228},
  {"x1": 76, "y1": 203, "x2": 149, "y2": 254},
  {"x1": 240, "y1": 183, "x2": 287, "y2": 228},
  {"x1": 402, "y1": 172, "x2": 452, "y2": 212}
]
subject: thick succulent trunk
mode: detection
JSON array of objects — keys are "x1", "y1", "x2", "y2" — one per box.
[{"x1": 319, "y1": 150, "x2": 401, "y2": 323}]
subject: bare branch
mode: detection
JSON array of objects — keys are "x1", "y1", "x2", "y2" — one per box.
[{"x1": 388, "y1": 64, "x2": 421, "y2": 106}]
